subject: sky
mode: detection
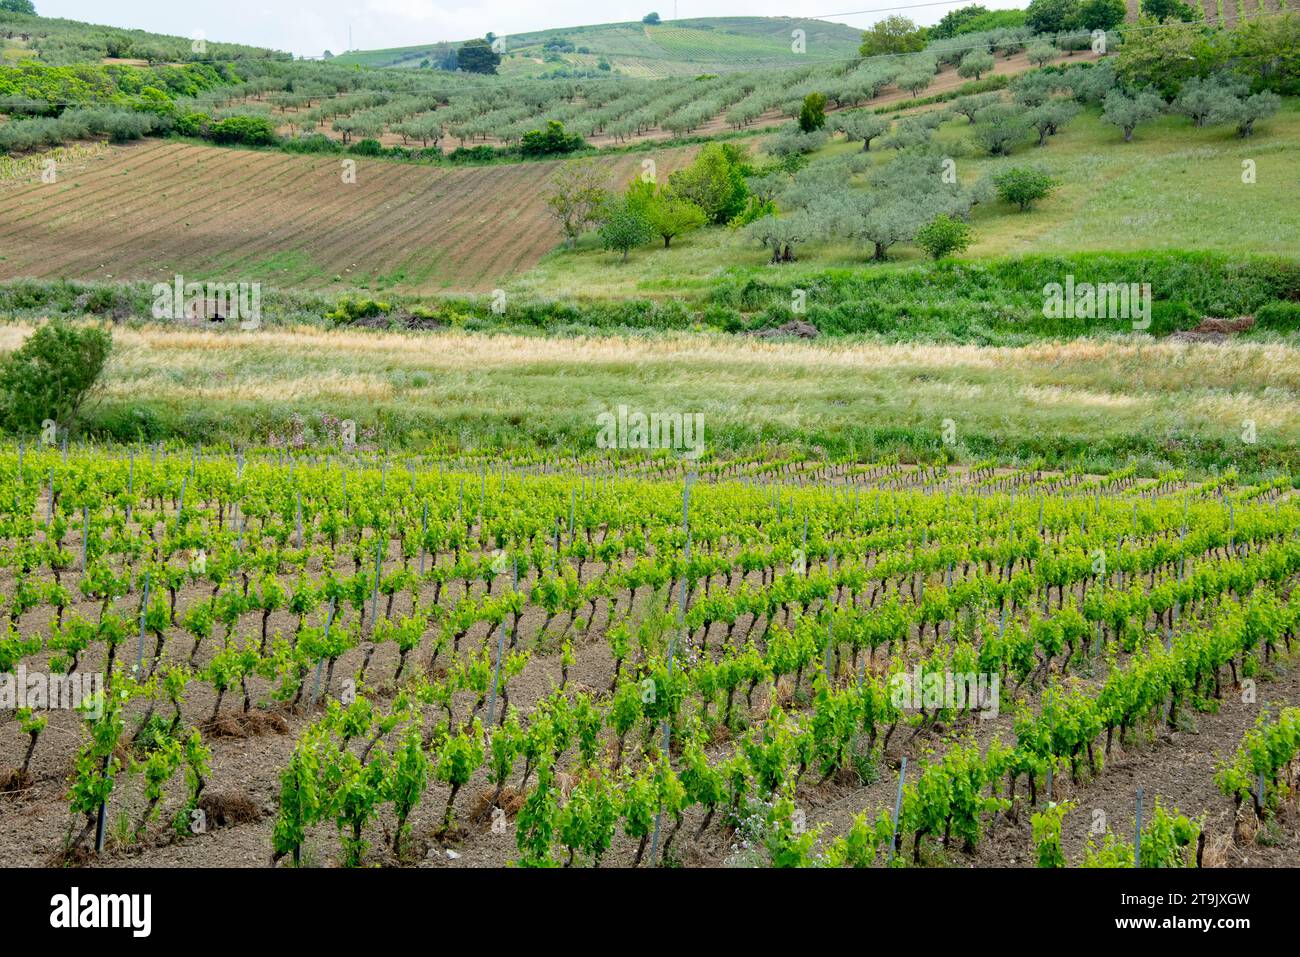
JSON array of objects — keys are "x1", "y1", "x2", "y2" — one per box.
[{"x1": 34, "y1": 1, "x2": 1027, "y2": 57}]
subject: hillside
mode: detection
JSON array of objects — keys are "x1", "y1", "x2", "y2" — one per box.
[
  {"x1": 334, "y1": 16, "x2": 867, "y2": 78},
  {"x1": 0, "y1": 139, "x2": 699, "y2": 293},
  {"x1": 0, "y1": 9, "x2": 287, "y2": 65}
]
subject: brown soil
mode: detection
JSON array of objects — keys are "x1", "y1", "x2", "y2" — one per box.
[{"x1": 0, "y1": 140, "x2": 698, "y2": 294}]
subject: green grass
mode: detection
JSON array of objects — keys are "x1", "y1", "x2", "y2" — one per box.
[
  {"x1": 57, "y1": 322, "x2": 1299, "y2": 480},
  {"x1": 336, "y1": 16, "x2": 864, "y2": 76},
  {"x1": 514, "y1": 99, "x2": 1300, "y2": 298}
]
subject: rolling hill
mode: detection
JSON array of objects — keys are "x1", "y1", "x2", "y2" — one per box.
[{"x1": 333, "y1": 16, "x2": 867, "y2": 78}]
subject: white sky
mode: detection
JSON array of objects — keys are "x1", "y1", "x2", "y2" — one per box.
[{"x1": 35, "y1": 1, "x2": 1028, "y2": 57}]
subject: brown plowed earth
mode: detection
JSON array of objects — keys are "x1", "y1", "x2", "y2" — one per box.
[{"x1": 0, "y1": 141, "x2": 699, "y2": 294}]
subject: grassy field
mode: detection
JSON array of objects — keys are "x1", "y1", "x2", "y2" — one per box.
[
  {"x1": 336, "y1": 16, "x2": 865, "y2": 77},
  {"x1": 15, "y1": 322, "x2": 1295, "y2": 477},
  {"x1": 512, "y1": 99, "x2": 1300, "y2": 300}
]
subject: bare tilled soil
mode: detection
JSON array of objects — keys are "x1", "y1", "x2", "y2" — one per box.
[{"x1": 0, "y1": 140, "x2": 699, "y2": 294}]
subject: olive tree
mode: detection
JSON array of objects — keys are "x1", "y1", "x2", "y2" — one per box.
[
  {"x1": 971, "y1": 103, "x2": 1031, "y2": 155},
  {"x1": 830, "y1": 110, "x2": 890, "y2": 151},
  {"x1": 950, "y1": 92, "x2": 1002, "y2": 124},
  {"x1": 1026, "y1": 97, "x2": 1081, "y2": 145},
  {"x1": 958, "y1": 50, "x2": 996, "y2": 81},
  {"x1": 1212, "y1": 91, "x2": 1281, "y2": 138},
  {"x1": 1101, "y1": 88, "x2": 1164, "y2": 142}
]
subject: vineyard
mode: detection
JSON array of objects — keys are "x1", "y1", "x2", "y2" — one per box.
[{"x1": 1, "y1": 443, "x2": 1297, "y2": 868}]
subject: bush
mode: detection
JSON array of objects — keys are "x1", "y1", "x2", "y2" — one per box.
[
  {"x1": 282, "y1": 133, "x2": 342, "y2": 154},
  {"x1": 798, "y1": 92, "x2": 828, "y2": 132},
  {"x1": 520, "y1": 120, "x2": 587, "y2": 157},
  {"x1": 349, "y1": 138, "x2": 386, "y2": 156},
  {"x1": 0, "y1": 320, "x2": 112, "y2": 435},
  {"x1": 991, "y1": 166, "x2": 1059, "y2": 211},
  {"x1": 208, "y1": 115, "x2": 280, "y2": 146},
  {"x1": 326, "y1": 299, "x2": 392, "y2": 324},
  {"x1": 915, "y1": 215, "x2": 974, "y2": 259},
  {"x1": 1254, "y1": 301, "x2": 1300, "y2": 332}
]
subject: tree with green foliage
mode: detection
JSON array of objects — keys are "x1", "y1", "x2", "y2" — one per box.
[
  {"x1": 1026, "y1": 97, "x2": 1081, "y2": 145},
  {"x1": 1172, "y1": 75, "x2": 1243, "y2": 127},
  {"x1": 456, "y1": 38, "x2": 501, "y2": 74},
  {"x1": 895, "y1": 63, "x2": 936, "y2": 97},
  {"x1": 0, "y1": 0, "x2": 36, "y2": 12},
  {"x1": 798, "y1": 92, "x2": 828, "y2": 133},
  {"x1": 859, "y1": 16, "x2": 927, "y2": 57},
  {"x1": 915, "y1": 214, "x2": 973, "y2": 260},
  {"x1": 642, "y1": 12, "x2": 661, "y2": 24},
  {"x1": 1012, "y1": 71, "x2": 1066, "y2": 107},
  {"x1": 644, "y1": 191, "x2": 706, "y2": 248},
  {"x1": 1141, "y1": 0, "x2": 1197, "y2": 22},
  {"x1": 831, "y1": 109, "x2": 890, "y2": 149},
  {"x1": 0, "y1": 319, "x2": 111, "y2": 435},
  {"x1": 958, "y1": 50, "x2": 995, "y2": 81},
  {"x1": 1116, "y1": 17, "x2": 1227, "y2": 96},
  {"x1": 598, "y1": 196, "x2": 654, "y2": 262},
  {"x1": 1027, "y1": 42, "x2": 1058, "y2": 68},
  {"x1": 1025, "y1": 0, "x2": 1082, "y2": 35},
  {"x1": 931, "y1": 5, "x2": 991, "y2": 39},
  {"x1": 971, "y1": 102, "x2": 1031, "y2": 155},
  {"x1": 1102, "y1": 87, "x2": 1165, "y2": 142},
  {"x1": 743, "y1": 209, "x2": 822, "y2": 264},
  {"x1": 520, "y1": 119, "x2": 586, "y2": 157},
  {"x1": 950, "y1": 92, "x2": 1002, "y2": 123},
  {"x1": 848, "y1": 150, "x2": 980, "y2": 260},
  {"x1": 666, "y1": 142, "x2": 750, "y2": 225},
  {"x1": 991, "y1": 165, "x2": 1058, "y2": 211},
  {"x1": 1079, "y1": 0, "x2": 1127, "y2": 31},
  {"x1": 1213, "y1": 90, "x2": 1282, "y2": 137},
  {"x1": 545, "y1": 161, "x2": 609, "y2": 246},
  {"x1": 1230, "y1": 15, "x2": 1300, "y2": 94}
]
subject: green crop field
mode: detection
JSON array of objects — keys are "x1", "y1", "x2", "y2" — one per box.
[{"x1": 0, "y1": 4, "x2": 1299, "y2": 902}]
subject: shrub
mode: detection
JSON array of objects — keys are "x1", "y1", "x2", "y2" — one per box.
[
  {"x1": 1254, "y1": 301, "x2": 1300, "y2": 332},
  {"x1": 915, "y1": 214, "x2": 973, "y2": 260},
  {"x1": 326, "y1": 299, "x2": 392, "y2": 324},
  {"x1": 520, "y1": 120, "x2": 587, "y2": 157},
  {"x1": 0, "y1": 320, "x2": 112, "y2": 435},
  {"x1": 282, "y1": 133, "x2": 342, "y2": 154},
  {"x1": 991, "y1": 166, "x2": 1058, "y2": 211},
  {"x1": 349, "y1": 138, "x2": 386, "y2": 156},
  {"x1": 208, "y1": 115, "x2": 280, "y2": 146},
  {"x1": 798, "y1": 92, "x2": 828, "y2": 133}
]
